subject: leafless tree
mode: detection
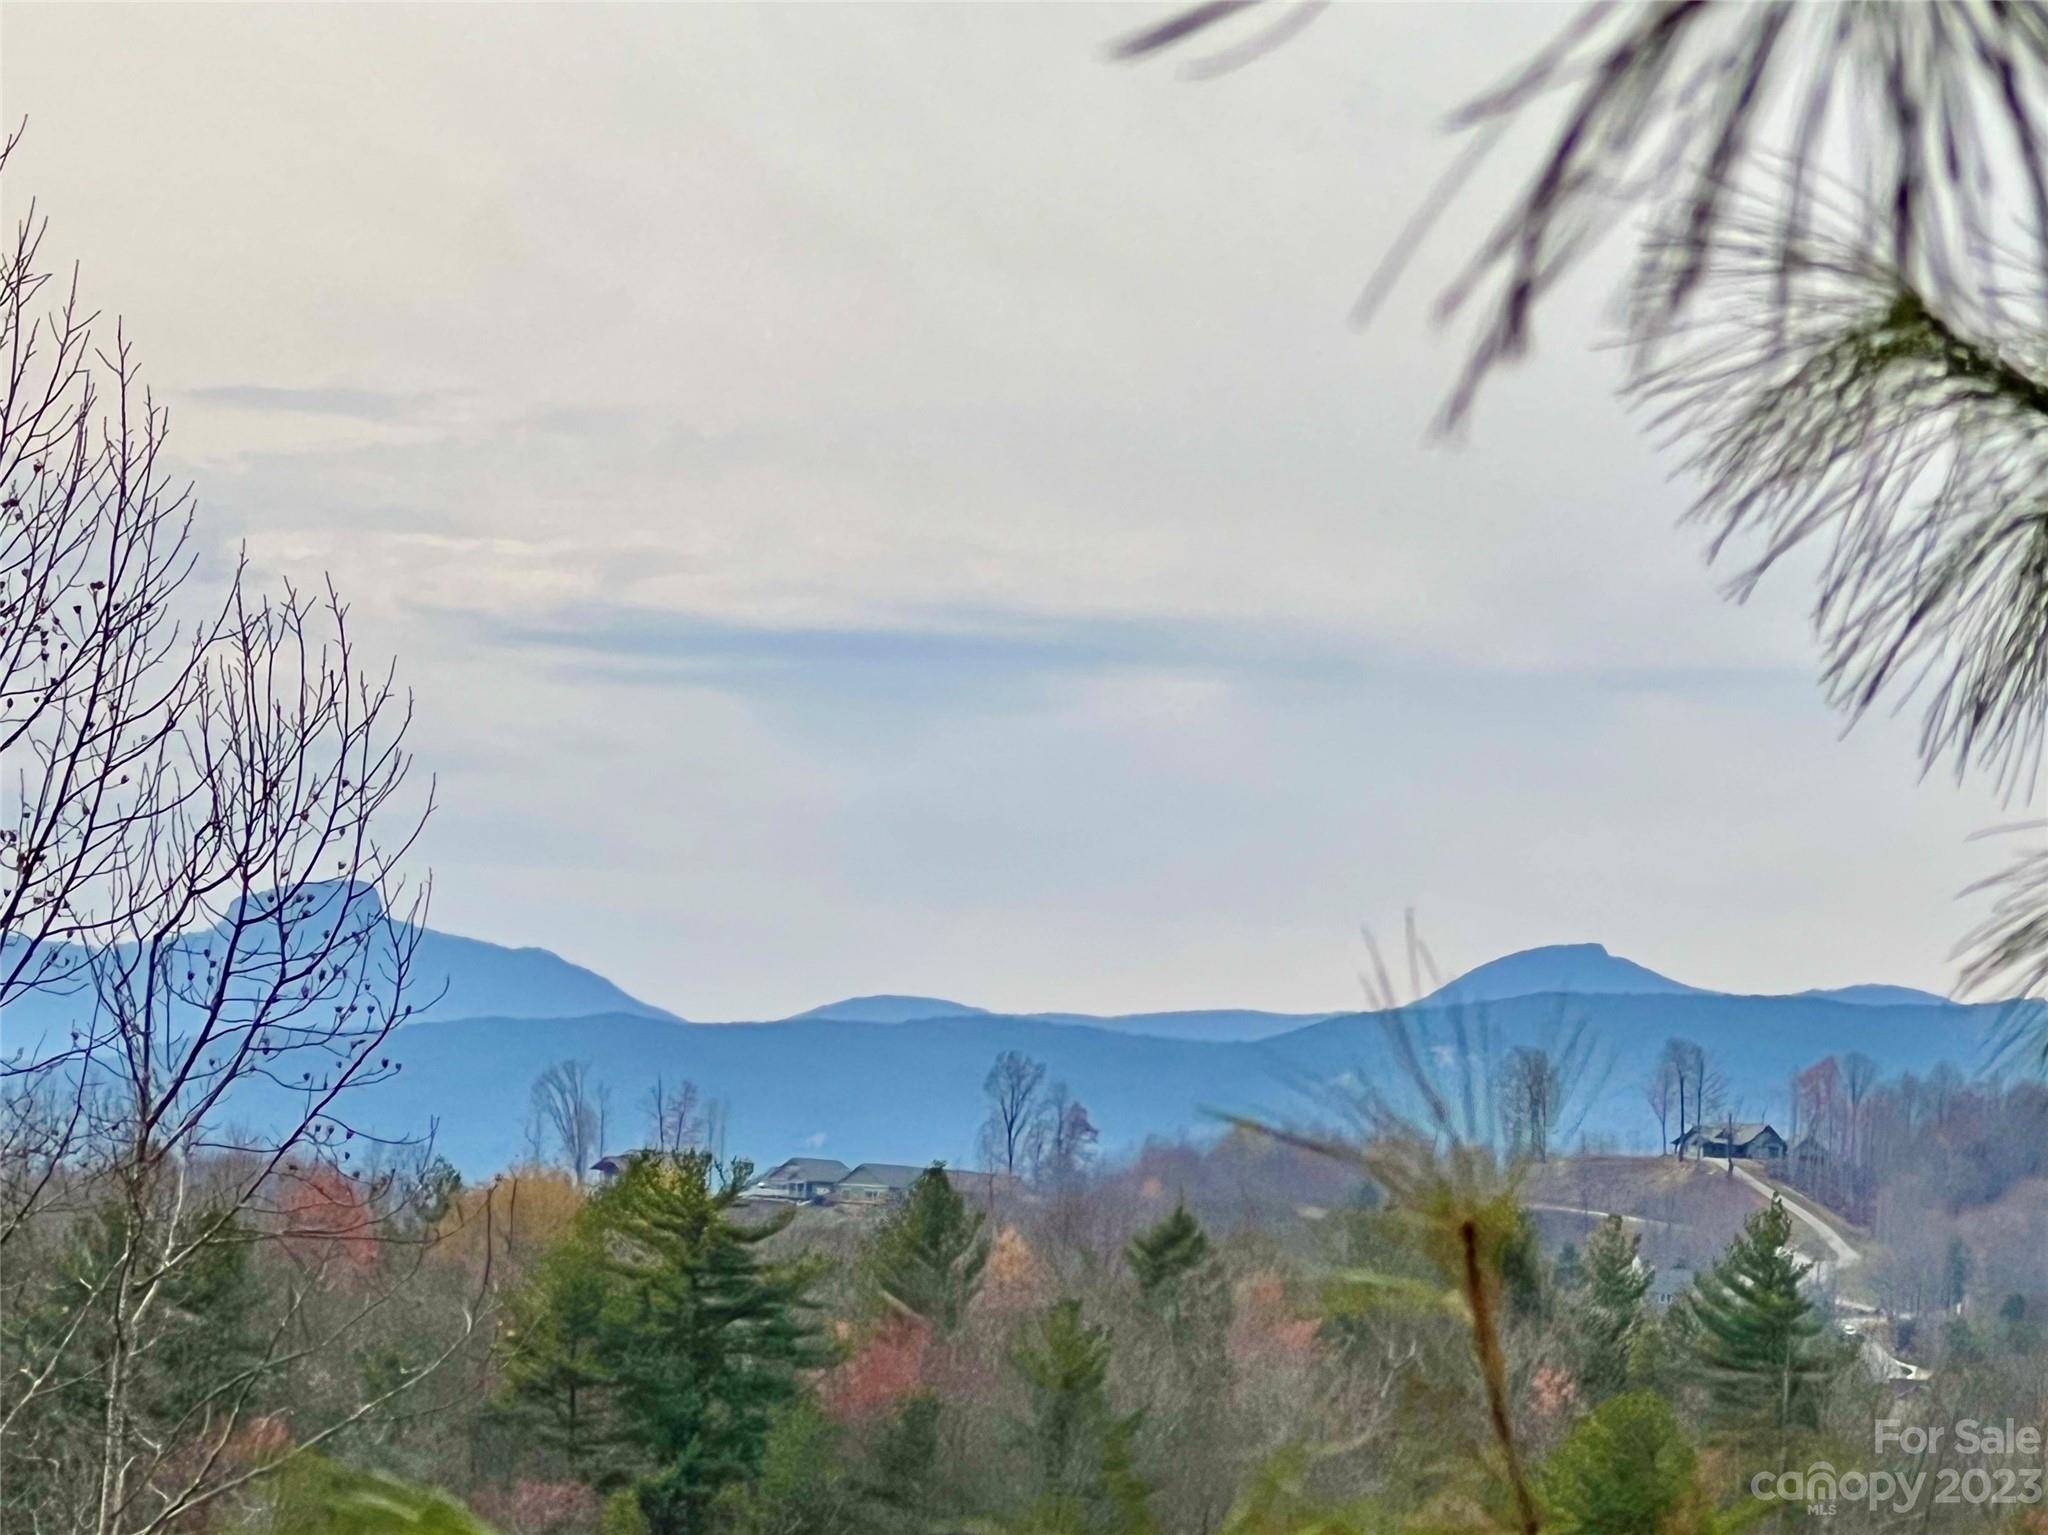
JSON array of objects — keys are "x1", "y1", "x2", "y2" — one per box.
[
  {"x1": 1645, "y1": 1056, "x2": 1675, "y2": 1154},
  {"x1": 978, "y1": 1049, "x2": 1046, "y2": 1179},
  {"x1": 1027, "y1": 1080, "x2": 1099, "y2": 1187},
  {"x1": 1499, "y1": 1046, "x2": 1563, "y2": 1163},
  {"x1": 529, "y1": 1060, "x2": 604, "y2": 1184},
  {"x1": 1842, "y1": 1051, "x2": 1878, "y2": 1169},
  {"x1": 1660, "y1": 1039, "x2": 1707, "y2": 1157},
  {"x1": 0, "y1": 137, "x2": 476, "y2": 1535},
  {"x1": 644, "y1": 1075, "x2": 704, "y2": 1154}
]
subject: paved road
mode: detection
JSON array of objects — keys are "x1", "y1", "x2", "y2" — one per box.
[
  {"x1": 1724, "y1": 1162, "x2": 1859, "y2": 1269},
  {"x1": 1525, "y1": 1203, "x2": 1681, "y2": 1230}
]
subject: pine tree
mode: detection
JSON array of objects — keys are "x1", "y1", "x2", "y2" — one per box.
[
  {"x1": 1011, "y1": 1299, "x2": 1154, "y2": 1535},
  {"x1": 1575, "y1": 1215, "x2": 1652, "y2": 1402},
  {"x1": 1126, "y1": 1202, "x2": 1208, "y2": 1297},
  {"x1": 867, "y1": 1162, "x2": 989, "y2": 1333},
  {"x1": 1125, "y1": 1202, "x2": 1227, "y2": 1347},
  {"x1": 867, "y1": 1393, "x2": 944, "y2": 1516},
  {"x1": 1553, "y1": 1242, "x2": 1585, "y2": 1294},
  {"x1": 499, "y1": 1231, "x2": 616, "y2": 1473},
  {"x1": 1124, "y1": 1202, "x2": 1231, "y2": 1532},
  {"x1": 1540, "y1": 1392, "x2": 1701, "y2": 1535},
  {"x1": 502, "y1": 1151, "x2": 824, "y2": 1535},
  {"x1": 1685, "y1": 1197, "x2": 1839, "y2": 1441}
]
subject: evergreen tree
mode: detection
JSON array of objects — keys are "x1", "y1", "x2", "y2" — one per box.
[
  {"x1": 710, "y1": 1399, "x2": 859, "y2": 1535},
  {"x1": 1945, "y1": 1237, "x2": 1973, "y2": 1313},
  {"x1": 867, "y1": 1393, "x2": 944, "y2": 1516},
  {"x1": 1574, "y1": 1215, "x2": 1652, "y2": 1402},
  {"x1": 1999, "y1": 1293, "x2": 2042, "y2": 1355},
  {"x1": 1540, "y1": 1392, "x2": 1701, "y2": 1535},
  {"x1": 502, "y1": 1151, "x2": 824, "y2": 1535},
  {"x1": 1553, "y1": 1242, "x2": 1585, "y2": 1294},
  {"x1": 1125, "y1": 1202, "x2": 1226, "y2": 1346},
  {"x1": 1011, "y1": 1299, "x2": 1154, "y2": 1535},
  {"x1": 1499, "y1": 1208, "x2": 1550, "y2": 1323},
  {"x1": 1126, "y1": 1202, "x2": 1209, "y2": 1297},
  {"x1": 499, "y1": 1230, "x2": 616, "y2": 1473},
  {"x1": 867, "y1": 1162, "x2": 989, "y2": 1333},
  {"x1": 1685, "y1": 1198, "x2": 1839, "y2": 1441},
  {"x1": 1125, "y1": 1202, "x2": 1232, "y2": 1533}
]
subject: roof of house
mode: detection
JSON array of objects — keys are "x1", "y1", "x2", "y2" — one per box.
[
  {"x1": 1673, "y1": 1122, "x2": 1780, "y2": 1146},
  {"x1": 593, "y1": 1149, "x2": 672, "y2": 1175},
  {"x1": 756, "y1": 1157, "x2": 850, "y2": 1184},
  {"x1": 837, "y1": 1161, "x2": 930, "y2": 1190}
]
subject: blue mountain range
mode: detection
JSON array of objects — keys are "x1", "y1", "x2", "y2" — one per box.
[{"x1": 3, "y1": 909, "x2": 2005, "y2": 1175}]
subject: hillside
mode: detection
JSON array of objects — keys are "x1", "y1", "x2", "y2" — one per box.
[{"x1": 1521, "y1": 1154, "x2": 1840, "y2": 1287}]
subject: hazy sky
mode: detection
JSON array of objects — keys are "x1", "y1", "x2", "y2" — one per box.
[{"x1": 4, "y1": 4, "x2": 2017, "y2": 1018}]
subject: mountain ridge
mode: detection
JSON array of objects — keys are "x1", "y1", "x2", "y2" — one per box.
[
  {"x1": 352, "y1": 987, "x2": 2018, "y2": 1174},
  {"x1": 773, "y1": 943, "x2": 1962, "y2": 1039}
]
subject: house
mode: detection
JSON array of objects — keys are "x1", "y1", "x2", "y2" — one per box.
[
  {"x1": 744, "y1": 1157, "x2": 850, "y2": 1203},
  {"x1": 833, "y1": 1162, "x2": 928, "y2": 1207},
  {"x1": 590, "y1": 1151, "x2": 642, "y2": 1181},
  {"x1": 1672, "y1": 1122, "x2": 1787, "y2": 1162}
]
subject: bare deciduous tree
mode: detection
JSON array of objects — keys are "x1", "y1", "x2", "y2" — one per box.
[
  {"x1": 528, "y1": 1061, "x2": 604, "y2": 1184},
  {"x1": 1645, "y1": 1056, "x2": 1675, "y2": 1154},
  {"x1": 0, "y1": 138, "x2": 476, "y2": 1535},
  {"x1": 978, "y1": 1049, "x2": 1046, "y2": 1179},
  {"x1": 645, "y1": 1075, "x2": 701, "y2": 1154},
  {"x1": 1028, "y1": 1080, "x2": 1099, "y2": 1187}
]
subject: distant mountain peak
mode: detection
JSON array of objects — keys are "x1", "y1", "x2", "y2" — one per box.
[
  {"x1": 785, "y1": 994, "x2": 991, "y2": 1024},
  {"x1": 1795, "y1": 983, "x2": 1955, "y2": 1008},
  {"x1": 1421, "y1": 942, "x2": 1706, "y2": 1007}
]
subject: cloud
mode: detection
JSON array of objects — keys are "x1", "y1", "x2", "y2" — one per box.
[
  {"x1": 465, "y1": 601, "x2": 1364, "y2": 701},
  {"x1": 186, "y1": 384, "x2": 436, "y2": 422},
  {"x1": 6, "y1": 2, "x2": 2015, "y2": 1019}
]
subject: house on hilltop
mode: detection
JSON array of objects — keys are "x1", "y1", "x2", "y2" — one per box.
[
  {"x1": 733, "y1": 1157, "x2": 1013, "y2": 1210},
  {"x1": 746, "y1": 1157, "x2": 851, "y2": 1203},
  {"x1": 1672, "y1": 1122, "x2": 1787, "y2": 1162},
  {"x1": 834, "y1": 1163, "x2": 928, "y2": 1207}
]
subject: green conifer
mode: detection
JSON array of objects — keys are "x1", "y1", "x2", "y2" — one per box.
[
  {"x1": 1540, "y1": 1392, "x2": 1700, "y2": 1535},
  {"x1": 867, "y1": 1162, "x2": 989, "y2": 1333},
  {"x1": 1575, "y1": 1214, "x2": 1652, "y2": 1401},
  {"x1": 1012, "y1": 1299, "x2": 1155, "y2": 1535},
  {"x1": 501, "y1": 1151, "x2": 824, "y2": 1535},
  {"x1": 1685, "y1": 1197, "x2": 1839, "y2": 1440},
  {"x1": 1126, "y1": 1202, "x2": 1209, "y2": 1297}
]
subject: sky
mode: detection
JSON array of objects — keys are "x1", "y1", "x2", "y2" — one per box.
[{"x1": 2, "y1": 3, "x2": 2020, "y2": 1019}]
